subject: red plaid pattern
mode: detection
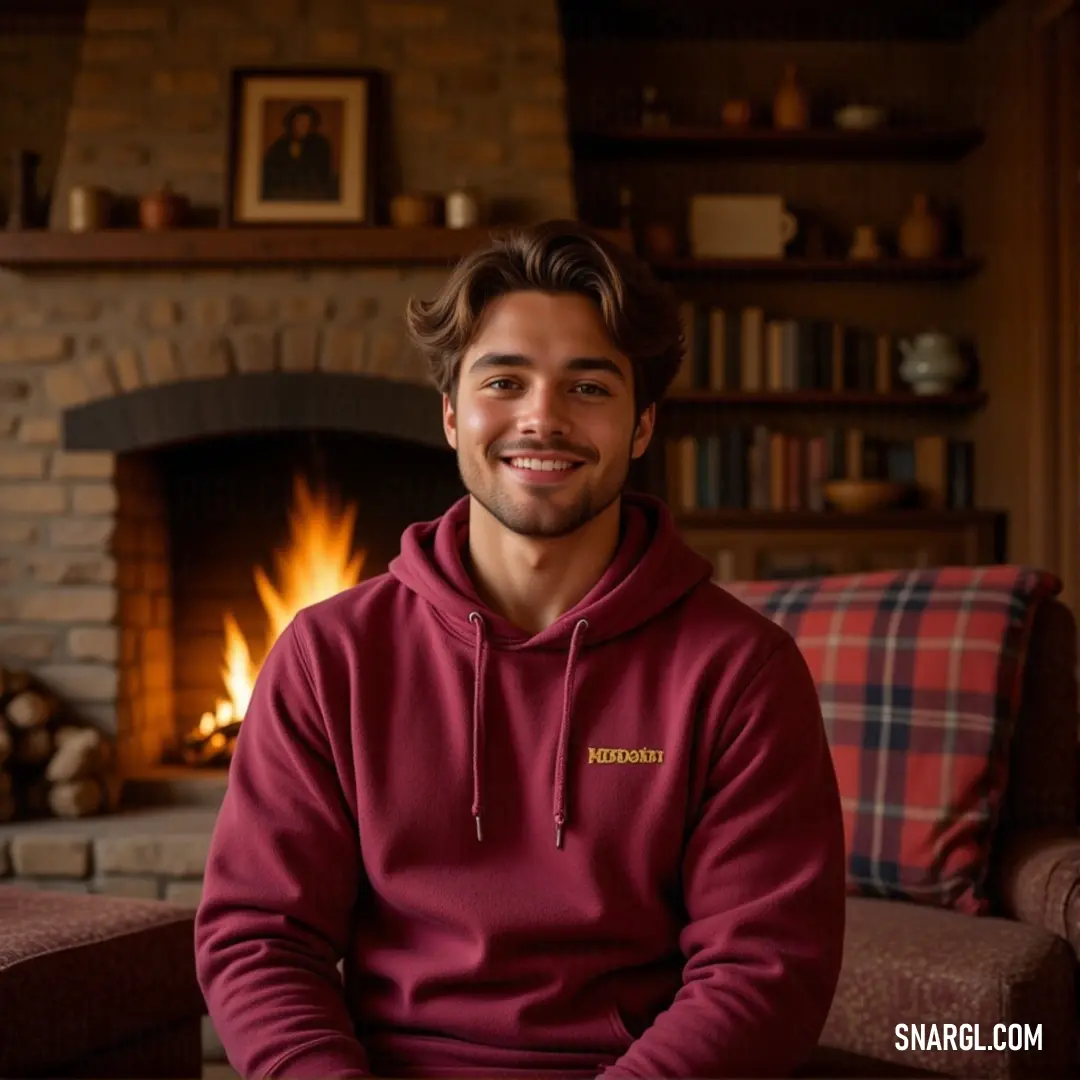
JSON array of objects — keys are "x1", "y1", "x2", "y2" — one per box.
[{"x1": 724, "y1": 565, "x2": 1061, "y2": 914}]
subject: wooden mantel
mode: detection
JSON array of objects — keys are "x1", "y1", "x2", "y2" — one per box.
[{"x1": 0, "y1": 226, "x2": 631, "y2": 271}]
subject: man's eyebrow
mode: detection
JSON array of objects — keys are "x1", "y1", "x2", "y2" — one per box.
[{"x1": 468, "y1": 353, "x2": 626, "y2": 382}]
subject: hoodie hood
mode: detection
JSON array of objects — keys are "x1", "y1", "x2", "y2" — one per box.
[
  {"x1": 389, "y1": 491, "x2": 713, "y2": 649},
  {"x1": 389, "y1": 492, "x2": 713, "y2": 848}
]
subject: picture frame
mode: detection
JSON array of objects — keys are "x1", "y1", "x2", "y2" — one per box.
[{"x1": 225, "y1": 67, "x2": 380, "y2": 226}]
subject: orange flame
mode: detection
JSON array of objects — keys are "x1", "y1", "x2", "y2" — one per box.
[{"x1": 198, "y1": 475, "x2": 364, "y2": 736}]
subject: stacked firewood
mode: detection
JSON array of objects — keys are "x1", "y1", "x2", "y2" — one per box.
[{"x1": 0, "y1": 666, "x2": 117, "y2": 820}]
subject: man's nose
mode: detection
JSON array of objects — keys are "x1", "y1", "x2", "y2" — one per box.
[{"x1": 516, "y1": 384, "x2": 567, "y2": 437}]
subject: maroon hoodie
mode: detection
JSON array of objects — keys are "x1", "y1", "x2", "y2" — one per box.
[{"x1": 195, "y1": 492, "x2": 845, "y2": 1079}]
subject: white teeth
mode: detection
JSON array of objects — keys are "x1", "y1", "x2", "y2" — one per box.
[{"x1": 508, "y1": 457, "x2": 576, "y2": 472}]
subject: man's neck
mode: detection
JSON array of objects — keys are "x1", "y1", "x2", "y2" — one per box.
[{"x1": 464, "y1": 498, "x2": 623, "y2": 635}]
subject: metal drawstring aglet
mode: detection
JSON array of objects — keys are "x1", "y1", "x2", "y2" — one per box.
[
  {"x1": 475, "y1": 814, "x2": 483, "y2": 842},
  {"x1": 555, "y1": 822, "x2": 563, "y2": 849}
]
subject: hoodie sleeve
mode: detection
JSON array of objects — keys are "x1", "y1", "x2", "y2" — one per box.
[
  {"x1": 194, "y1": 618, "x2": 371, "y2": 1079},
  {"x1": 600, "y1": 635, "x2": 847, "y2": 1079}
]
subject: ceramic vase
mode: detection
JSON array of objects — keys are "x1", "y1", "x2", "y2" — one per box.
[
  {"x1": 898, "y1": 193, "x2": 943, "y2": 259},
  {"x1": 773, "y1": 64, "x2": 810, "y2": 130}
]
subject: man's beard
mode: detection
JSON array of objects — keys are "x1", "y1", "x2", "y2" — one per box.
[{"x1": 457, "y1": 450, "x2": 629, "y2": 539}]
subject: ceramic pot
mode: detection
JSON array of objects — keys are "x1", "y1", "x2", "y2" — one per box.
[
  {"x1": 390, "y1": 193, "x2": 434, "y2": 228},
  {"x1": 721, "y1": 99, "x2": 753, "y2": 127},
  {"x1": 139, "y1": 184, "x2": 188, "y2": 230},
  {"x1": 642, "y1": 223, "x2": 678, "y2": 262},
  {"x1": 849, "y1": 224, "x2": 881, "y2": 261},
  {"x1": 898, "y1": 331, "x2": 966, "y2": 394}
]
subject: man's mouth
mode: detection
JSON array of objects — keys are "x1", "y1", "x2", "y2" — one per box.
[{"x1": 503, "y1": 456, "x2": 584, "y2": 473}]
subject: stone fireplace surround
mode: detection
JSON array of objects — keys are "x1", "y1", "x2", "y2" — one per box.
[
  {"x1": 0, "y1": 353, "x2": 462, "y2": 896},
  {"x1": 66, "y1": 367, "x2": 459, "y2": 775}
]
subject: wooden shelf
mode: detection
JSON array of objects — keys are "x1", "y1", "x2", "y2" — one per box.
[
  {"x1": 572, "y1": 125, "x2": 986, "y2": 162},
  {"x1": 560, "y1": 0, "x2": 1003, "y2": 43},
  {"x1": 676, "y1": 509, "x2": 1002, "y2": 529},
  {"x1": 651, "y1": 256, "x2": 982, "y2": 282},
  {"x1": 0, "y1": 226, "x2": 631, "y2": 271},
  {"x1": 664, "y1": 390, "x2": 988, "y2": 412}
]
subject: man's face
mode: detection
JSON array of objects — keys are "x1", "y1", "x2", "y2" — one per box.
[
  {"x1": 291, "y1": 112, "x2": 312, "y2": 137},
  {"x1": 443, "y1": 290, "x2": 654, "y2": 539}
]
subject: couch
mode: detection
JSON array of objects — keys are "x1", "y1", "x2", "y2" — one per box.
[
  {"x1": 727, "y1": 567, "x2": 1079, "y2": 1080},
  {"x1": 0, "y1": 888, "x2": 204, "y2": 1077}
]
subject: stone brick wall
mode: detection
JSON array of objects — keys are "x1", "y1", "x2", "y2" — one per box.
[
  {"x1": 0, "y1": 0, "x2": 577, "y2": 781},
  {"x1": 51, "y1": 0, "x2": 575, "y2": 227},
  {"x1": 0, "y1": 817, "x2": 209, "y2": 907},
  {"x1": 0, "y1": 31, "x2": 80, "y2": 221}
]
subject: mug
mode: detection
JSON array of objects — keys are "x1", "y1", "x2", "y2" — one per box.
[
  {"x1": 68, "y1": 185, "x2": 111, "y2": 232},
  {"x1": 688, "y1": 194, "x2": 797, "y2": 259},
  {"x1": 445, "y1": 188, "x2": 479, "y2": 229}
]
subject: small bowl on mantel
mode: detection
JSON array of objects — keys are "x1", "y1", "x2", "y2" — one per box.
[{"x1": 824, "y1": 479, "x2": 908, "y2": 514}]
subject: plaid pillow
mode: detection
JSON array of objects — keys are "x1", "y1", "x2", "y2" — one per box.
[{"x1": 724, "y1": 565, "x2": 1061, "y2": 914}]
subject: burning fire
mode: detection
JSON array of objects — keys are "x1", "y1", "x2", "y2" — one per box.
[{"x1": 196, "y1": 475, "x2": 365, "y2": 744}]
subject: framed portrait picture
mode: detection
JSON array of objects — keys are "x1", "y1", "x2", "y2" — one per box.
[{"x1": 226, "y1": 68, "x2": 379, "y2": 226}]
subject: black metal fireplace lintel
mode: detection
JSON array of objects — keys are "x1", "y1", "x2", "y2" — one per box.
[{"x1": 61, "y1": 372, "x2": 447, "y2": 453}]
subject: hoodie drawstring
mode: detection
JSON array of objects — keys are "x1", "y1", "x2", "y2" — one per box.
[
  {"x1": 553, "y1": 618, "x2": 589, "y2": 849},
  {"x1": 466, "y1": 613, "x2": 589, "y2": 850},
  {"x1": 467, "y1": 612, "x2": 487, "y2": 842}
]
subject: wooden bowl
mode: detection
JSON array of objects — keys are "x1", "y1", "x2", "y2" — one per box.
[{"x1": 824, "y1": 479, "x2": 907, "y2": 513}]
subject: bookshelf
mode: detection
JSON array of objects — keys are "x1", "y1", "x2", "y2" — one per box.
[{"x1": 582, "y1": 116, "x2": 997, "y2": 578}]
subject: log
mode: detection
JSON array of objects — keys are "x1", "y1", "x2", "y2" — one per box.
[
  {"x1": 6, "y1": 689, "x2": 55, "y2": 729},
  {"x1": 46, "y1": 727, "x2": 105, "y2": 782},
  {"x1": 0, "y1": 667, "x2": 31, "y2": 701},
  {"x1": 48, "y1": 779, "x2": 103, "y2": 818},
  {"x1": 0, "y1": 671, "x2": 117, "y2": 821},
  {"x1": 14, "y1": 726, "x2": 53, "y2": 766}
]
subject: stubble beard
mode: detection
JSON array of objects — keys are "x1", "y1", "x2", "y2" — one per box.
[{"x1": 457, "y1": 451, "x2": 629, "y2": 539}]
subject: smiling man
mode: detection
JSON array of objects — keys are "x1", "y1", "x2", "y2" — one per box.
[{"x1": 195, "y1": 221, "x2": 847, "y2": 1079}]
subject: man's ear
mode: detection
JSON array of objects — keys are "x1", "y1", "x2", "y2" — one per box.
[
  {"x1": 631, "y1": 403, "x2": 655, "y2": 460},
  {"x1": 442, "y1": 392, "x2": 458, "y2": 451}
]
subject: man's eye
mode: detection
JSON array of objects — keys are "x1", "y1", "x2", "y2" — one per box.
[
  {"x1": 575, "y1": 383, "x2": 611, "y2": 396},
  {"x1": 487, "y1": 378, "x2": 518, "y2": 391}
]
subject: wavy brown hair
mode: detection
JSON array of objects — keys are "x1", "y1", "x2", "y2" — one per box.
[{"x1": 403, "y1": 219, "x2": 685, "y2": 416}]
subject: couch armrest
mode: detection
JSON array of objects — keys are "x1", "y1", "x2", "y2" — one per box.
[{"x1": 994, "y1": 828, "x2": 1080, "y2": 958}]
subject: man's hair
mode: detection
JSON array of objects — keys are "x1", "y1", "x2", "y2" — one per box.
[{"x1": 403, "y1": 219, "x2": 685, "y2": 416}]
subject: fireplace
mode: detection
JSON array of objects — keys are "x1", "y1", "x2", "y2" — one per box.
[{"x1": 62, "y1": 371, "x2": 464, "y2": 780}]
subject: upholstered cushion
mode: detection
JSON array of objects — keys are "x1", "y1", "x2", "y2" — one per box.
[
  {"x1": 0, "y1": 887, "x2": 204, "y2": 1075},
  {"x1": 725, "y1": 566, "x2": 1060, "y2": 913},
  {"x1": 818, "y1": 897, "x2": 1076, "y2": 1080}
]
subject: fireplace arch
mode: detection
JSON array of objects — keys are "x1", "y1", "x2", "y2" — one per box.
[{"x1": 61, "y1": 371, "x2": 447, "y2": 453}]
